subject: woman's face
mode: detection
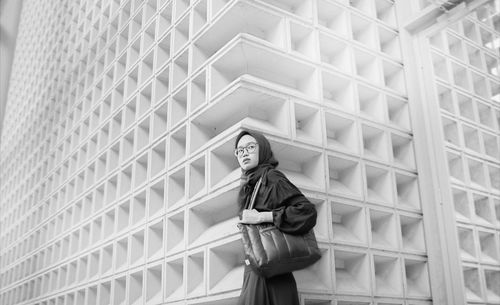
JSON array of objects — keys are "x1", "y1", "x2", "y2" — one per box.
[{"x1": 236, "y1": 135, "x2": 259, "y2": 171}]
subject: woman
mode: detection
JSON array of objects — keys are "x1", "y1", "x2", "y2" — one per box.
[{"x1": 235, "y1": 129, "x2": 317, "y2": 305}]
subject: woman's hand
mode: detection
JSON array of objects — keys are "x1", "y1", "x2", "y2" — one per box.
[{"x1": 239, "y1": 210, "x2": 273, "y2": 224}]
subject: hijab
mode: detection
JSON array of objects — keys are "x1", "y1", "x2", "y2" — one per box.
[{"x1": 235, "y1": 129, "x2": 278, "y2": 210}]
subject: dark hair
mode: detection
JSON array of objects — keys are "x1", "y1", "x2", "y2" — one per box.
[{"x1": 235, "y1": 129, "x2": 278, "y2": 209}]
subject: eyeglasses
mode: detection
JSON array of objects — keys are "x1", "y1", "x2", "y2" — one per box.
[{"x1": 234, "y1": 143, "x2": 258, "y2": 157}]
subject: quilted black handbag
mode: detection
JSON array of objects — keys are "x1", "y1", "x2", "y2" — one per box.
[{"x1": 237, "y1": 177, "x2": 321, "y2": 278}]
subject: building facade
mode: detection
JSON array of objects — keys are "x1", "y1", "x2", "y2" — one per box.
[{"x1": 0, "y1": 0, "x2": 499, "y2": 304}]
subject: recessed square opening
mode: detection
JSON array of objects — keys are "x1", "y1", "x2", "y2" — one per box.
[
  {"x1": 354, "y1": 48, "x2": 381, "y2": 85},
  {"x1": 209, "y1": 136, "x2": 241, "y2": 190},
  {"x1": 334, "y1": 249, "x2": 370, "y2": 294},
  {"x1": 452, "y1": 62, "x2": 469, "y2": 90},
  {"x1": 463, "y1": 266, "x2": 482, "y2": 301},
  {"x1": 137, "y1": 83, "x2": 152, "y2": 117},
  {"x1": 146, "y1": 264, "x2": 163, "y2": 304},
  {"x1": 290, "y1": 21, "x2": 316, "y2": 58},
  {"x1": 294, "y1": 247, "x2": 331, "y2": 291},
  {"x1": 467, "y1": 158, "x2": 486, "y2": 188},
  {"x1": 130, "y1": 229, "x2": 145, "y2": 266},
  {"x1": 325, "y1": 112, "x2": 358, "y2": 154},
  {"x1": 322, "y1": 71, "x2": 355, "y2": 111},
  {"x1": 152, "y1": 104, "x2": 168, "y2": 140},
  {"x1": 190, "y1": 86, "x2": 288, "y2": 154},
  {"x1": 448, "y1": 34, "x2": 465, "y2": 60},
  {"x1": 157, "y1": 3, "x2": 172, "y2": 38},
  {"x1": 362, "y1": 124, "x2": 389, "y2": 161},
  {"x1": 167, "y1": 166, "x2": 186, "y2": 209},
  {"x1": 365, "y1": 165, "x2": 393, "y2": 205},
  {"x1": 132, "y1": 191, "x2": 146, "y2": 225},
  {"x1": 271, "y1": 141, "x2": 325, "y2": 191},
  {"x1": 133, "y1": 152, "x2": 149, "y2": 188},
  {"x1": 373, "y1": 255, "x2": 402, "y2": 296},
  {"x1": 169, "y1": 125, "x2": 187, "y2": 167},
  {"x1": 165, "y1": 257, "x2": 184, "y2": 301},
  {"x1": 135, "y1": 117, "x2": 150, "y2": 152},
  {"x1": 166, "y1": 211, "x2": 185, "y2": 254},
  {"x1": 173, "y1": 13, "x2": 189, "y2": 53},
  {"x1": 129, "y1": 270, "x2": 143, "y2": 305},
  {"x1": 331, "y1": 202, "x2": 367, "y2": 245},
  {"x1": 328, "y1": 155, "x2": 362, "y2": 198},
  {"x1": 187, "y1": 252, "x2": 205, "y2": 297},
  {"x1": 192, "y1": 3, "x2": 285, "y2": 70},
  {"x1": 382, "y1": 60, "x2": 406, "y2": 94},
  {"x1": 147, "y1": 220, "x2": 164, "y2": 260},
  {"x1": 447, "y1": 152, "x2": 465, "y2": 183},
  {"x1": 190, "y1": 71, "x2": 207, "y2": 113},
  {"x1": 370, "y1": 209, "x2": 398, "y2": 250},
  {"x1": 193, "y1": 2, "x2": 208, "y2": 37},
  {"x1": 462, "y1": 124, "x2": 481, "y2": 153},
  {"x1": 208, "y1": 239, "x2": 245, "y2": 294},
  {"x1": 395, "y1": 172, "x2": 421, "y2": 209},
  {"x1": 154, "y1": 64, "x2": 170, "y2": 103},
  {"x1": 405, "y1": 259, "x2": 431, "y2": 297},
  {"x1": 375, "y1": 0, "x2": 396, "y2": 27},
  {"x1": 351, "y1": 13, "x2": 378, "y2": 49},
  {"x1": 112, "y1": 276, "x2": 126, "y2": 305},
  {"x1": 458, "y1": 227, "x2": 476, "y2": 260},
  {"x1": 211, "y1": 40, "x2": 318, "y2": 99},
  {"x1": 189, "y1": 156, "x2": 206, "y2": 200},
  {"x1": 391, "y1": 133, "x2": 415, "y2": 169},
  {"x1": 478, "y1": 231, "x2": 499, "y2": 263},
  {"x1": 149, "y1": 179, "x2": 165, "y2": 217},
  {"x1": 358, "y1": 84, "x2": 386, "y2": 122},
  {"x1": 294, "y1": 102, "x2": 323, "y2": 144},
  {"x1": 484, "y1": 269, "x2": 500, "y2": 301},
  {"x1": 151, "y1": 140, "x2": 167, "y2": 178},
  {"x1": 119, "y1": 165, "x2": 133, "y2": 197},
  {"x1": 319, "y1": 33, "x2": 352, "y2": 73},
  {"x1": 473, "y1": 193, "x2": 494, "y2": 225},
  {"x1": 172, "y1": 49, "x2": 189, "y2": 90},
  {"x1": 188, "y1": 188, "x2": 239, "y2": 247},
  {"x1": 452, "y1": 188, "x2": 470, "y2": 221},
  {"x1": 171, "y1": 85, "x2": 188, "y2": 128},
  {"x1": 386, "y1": 95, "x2": 410, "y2": 130},
  {"x1": 378, "y1": 26, "x2": 401, "y2": 59},
  {"x1": 317, "y1": 0, "x2": 348, "y2": 36},
  {"x1": 400, "y1": 215, "x2": 426, "y2": 252},
  {"x1": 140, "y1": 51, "x2": 154, "y2": 85},
  {"x1": 432, "y1": 52, "x2": 449, "y2": 81},
  {"x1": 441, "y1": 116, "x2": 460, "y2": 146}
]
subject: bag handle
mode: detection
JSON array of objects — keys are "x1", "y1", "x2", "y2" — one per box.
[{"x1": 247, "y1": 177, "x2": 262, "y2": 210}]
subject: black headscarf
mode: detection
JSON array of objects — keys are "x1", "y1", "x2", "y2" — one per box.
[{"x1": 235, "y1": 129, "x2": 278, "y2": 210}]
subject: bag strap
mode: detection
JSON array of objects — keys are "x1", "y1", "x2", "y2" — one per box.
[{"x1": 247, "y1": 177, "x2": 262, "y2": 210}]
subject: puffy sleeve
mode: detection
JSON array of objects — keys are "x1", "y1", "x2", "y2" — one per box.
[{"x1": 264, "y1": 170, "x2": 317, "y2": 235}]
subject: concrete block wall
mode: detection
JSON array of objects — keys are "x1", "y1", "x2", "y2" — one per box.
[
  {"x1": 425, "y1": 2, "x2": 500, "y2": 304},
  {"x1": 0, "y1": 0, "x2": 498, "y2": 304}
]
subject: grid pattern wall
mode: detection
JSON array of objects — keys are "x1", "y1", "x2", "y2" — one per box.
[
  {"x1": 0, "y1": 0, "x2": 434, "y2": 304},
  {"x1": 429, "y1": 2, "x2": 500, "y2": 305}
]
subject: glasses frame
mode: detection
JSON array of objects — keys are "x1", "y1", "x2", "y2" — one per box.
[{"x1": 234, "y1": 142, "x2": 259, "y2": 157}]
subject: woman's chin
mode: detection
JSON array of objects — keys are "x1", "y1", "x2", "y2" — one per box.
[{"x1": 242, "y1": 164, "x2": 256, "y2": 171}]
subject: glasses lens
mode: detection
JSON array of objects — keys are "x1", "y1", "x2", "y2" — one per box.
[{"x1": 246, "y1": 144, "x2": 256, "y2": 153}]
